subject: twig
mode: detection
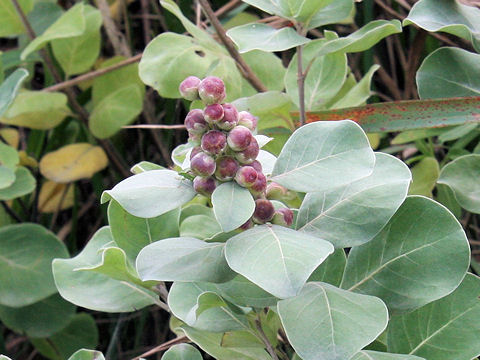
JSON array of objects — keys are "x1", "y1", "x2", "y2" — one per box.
[
  {"x1": 1, "y1": 201, "x2": 22, "y2": 222},
  {"x1": 197, "y1": 0, "x2": 267, "y2": 92},
  {"x1": 95, "y1": 0, "x2": 131, "y2": 56},
  {"x1": 255, "y1": 316, "x2": 279, "y2": 360},
  {"x1": 122, "y1": 124, "x2": 186, "y2": 129},
  {"x1": 43, "y1": 54, "x2": 142, "y2": 92},
  {"x1": 133, "y1": 336, "x2": 189, "y2": 359},
  {"x1": 404, "y1": 29, "x2": 427, "y2": 99}
]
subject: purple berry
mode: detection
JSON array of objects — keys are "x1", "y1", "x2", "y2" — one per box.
[
  {"x1": 193, "y1": 176, "x2": 217, "y2": 197},
  {"x1": 272, "y1": 208, "x2": 294, "y2": 227},
  {"x1": 204, "y1": 104, "x2": 224, "y2": 124},
  {"x1": 198, "y1": 76, "x2": 226, "y2": 105},
  {"x1": 179, "y1": 76, "x2": 201, "y2": 101},
  {"x1": 215, "y1": 156, "x2": 239, "y2": 181},
  {"x1": 190, "y1": 152, "x2": 216, "y2": 176},
  {"x1": 185, "y1": 109, "x2": 208, "y2": 135},
  {"x1": 235, "y1": 166, "x2": 258, "y2": 188},
  {"x1": 247, "y1": 160, "x2": 262, "y2": 173},
  {"x1": 217, "y1": 103, "x2": 239, "y2": 130},
  {"x1": 190, "y1": 146, "x2": 202, "y2": 160},
  {"x1": 201, "y1": 130, "x2": 227, "y2": 155},
  {"x1": 238, "y1": 111, "x2": 258, "y2": 131},
  {"x1": 227, "y1": 126, "x2": 252, "y2": 151},
  {"x1": 235, "y1": 137, "x2": 259, "y2": 164},
  {"x1": 239, "y1": 218, "x2": 254, "y2": 231},
  {"x1": 266, "y1": 182, "x2": 288, "y2": 200},
  {"x1": 249, "y1": 172, "x2": 267, "y2": 196},
  {"x1": 253, "y1": 199, "x2": 275, "y2": 224}
]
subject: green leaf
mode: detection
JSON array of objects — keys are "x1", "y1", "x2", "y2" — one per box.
[
  {"x1": 101, "y1": 170, "x2": 196, "y2": 218},
  {"x1": 67, "y1": 349, "x2": 105, "y2": 360},
  {"x1": 0, "y1": 68, "x2": 29, "y2": 117},
  {"x1": 438, "y1": 154, "x2": 480, "y2": 213},
  {"x1": 0, "y1": 0, "x2": 34, "y2": 37},
  {"x1": 139, "y1": 33, "x2": 217, "y2": 98},
  {"x1": 341, "y1": 196, "x2": 470, "y2": 313},
  {"x1": 305, "y1": 96, "x2": 480, "y2": 133},
  {"x1": 404, "y1": 0, "x2": 480, "y2": 51},
  {"x1": 179, "y1": 325, "x2": 272, "y2": 360},
  {"x1": 417, "y1": 47, "x2": 480, "y2": 99},
  {"x1": 89, "y1": 84, "x2": 143, "y2": 139},
  {"x1": 225, "y1": 225, "x2": 334, "y2": 298},
  {"x1": 408, "y1": 157, "x2": 439, "y2": 197},
  {"x1": 387, "y1": 273, "x2": 480, "y2": 360},
  {"x1": 308, "y1": 0, "x2": 354, "y2": 28},
  {"x1": 435, "y1": 183, "x2": 462, "y2": 219},
  {"x1": 180, "y1": 215, "x2": 229, "y2": 241},
  {"x1": 21, "y1": 3, "x2": 86, "y2": 60},
  {"x1": 51, "y1": 5, "x2": 102, "y2": 76},
  {"x1": 391, "y1": 128, "x2": 449, "y2": 144},
  {"x1": 241, "y1": 51, "x2": 286, "y2": 94},
  {"x1": 131, "y1": 161, "x2": 164, "y2": 174},
  {"x1": 308, "y1": 248, "x2": 346, "y2": 286},
  {"x1": 297, "y1": 153, "x2": 411, "y2": 248},
  {"x1": 162, "y1": 344, "x2": 202, "y2": 360},
  {"x1": 53, "y1": 227, "x2": 159, "y2": 312},
  {"x1": 206, "y1": 56, "x2": 244, "y2": 102},
  {"x1": 31, "y1": 313, "x2": 98, "y2": 360},
  {"x1": 285, "y1": 38, "x2": 348, "y2": 111},
  {"x1": 438, "y1": 123, "x2": 478, "y2": 143},
  {"x1": 168, "y1": 282, "x2": 249, "y2": 332},
  {"x1": 136, "y1": 237, "x2": 235, "y2": 283},
  {"x1": 212, "y1": 182, "x2": 255, "y2": 232},
  {"x1": 277, "y1": 282, "x2": 388, "y2": 360},
  {"x1": 0, "y1": 142, "x2": 19, "y2": 169},
  {"x1": 272, "y1": 120, "x2": 375, "y2": 193},
  {"x1": 0, "y1": 223, "x2": 68, "y2": 307},
  {"x1": 0, "y1": 90, "x2": 70, "y2": 130},
  {"x1": 0, "y1": 167, "x2": 15, "y2": 190},
  {"x1": 0, "y1": 166, "x2": 35, "y2": 200},
  {"x1": 315, "y1": 20, "x2": 403, "y2": 56},
  {"x1": 0, "y1": 294, "x2": 75, "y2": 337},
  {"x1": 108, "y1": 199, "x2": 180, "y2": 263},
  {"x1": 28, "y1": 1, "x2": 63, "y2": 35},
  {"x1": 227, "y1": 24, "x2": 309, "y2": 53},
  {"x1": 351, "y1": 351, "x2": 424, "y2": 360}
]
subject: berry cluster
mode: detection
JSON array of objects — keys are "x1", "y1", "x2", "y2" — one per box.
[{"x1": 179, "y1": 76, "x2": 293, "y2": 228}]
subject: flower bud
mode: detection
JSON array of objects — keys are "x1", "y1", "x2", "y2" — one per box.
[
  {"x1": 217, "y1": 103, "x2": 238, "y2": 130},
  {"x1": 266, "y1": 182, "x2": 288, "y2": 200},
  {"x1": 198, "y1": 76, "x2": 226, "y2": 105},
  {"x1": 253, "y1": 199, "x2": 275, "y2": 224},
  {"x1": 215, "y1": 156, "x2": 239, "y2": 181},
  {"x1": 249, "y1": 172, "x2": 267, "y2": 197},
  {"x1": 185, "y1": 109, "x2": 208, "y2": 135},
  {"x1": 235, "y1": 166, "x2": 258, "y2": 188},
  {"x1": 193, "y1": 176, "x2": 217, "y2": 197},
  {"x1": 238, "y1": 111, "x2": 258, "y2": 131},
  {"x1": 201, "y1": 130, "x2": 227, "y2": 155},
  {"x1": 246, "y1": 160, "x2": 262, "y2": 173},
  {"x1": 179, "y1": 76, "x2": 201, "y2": 101},
  {"x1": 190, "y1": 152, "x2": 216, "y2": 176},
  {"x1": 235, "y1": 137, "x2": 259, "y2": 164},
  {"x1": 272, "y1": 208, "x2": 294, "y2": 227},
  {"x1": 227, "y1": 126, "x2": 252, "y2": 151},
  {"x1": 239, "y1": 218, "x2": 254, "y2": 231},
  {"x1": 204, "y1": 104, "x2": 224, "y2": 124}
]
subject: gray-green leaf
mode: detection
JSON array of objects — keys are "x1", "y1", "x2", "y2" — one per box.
[
  {"x1": 0, "y1": 68, "x2": 29, "y2": 117},
  {"x1": 162, "y1": 344, "x2": 202, "y2": 360}
]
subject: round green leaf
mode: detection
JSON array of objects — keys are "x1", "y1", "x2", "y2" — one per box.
[
  {"x1": 67, "y1": 349, "x2": 105, "y2": 360},
  {"x1": 136, "y1": 238, "x2": 235, "y2": 283},
  {"x1": 272, "y1": 120, "x2": 375, "y2": 193},
  {"x1": 53, "y1": 227, "x2": 159, "y2": 312},
  {"x1": 297, "y1": 153, "x2": 411, "y2": 248},
  {"x1": 278, "y1": 282, "x2": 388, "y2": 360},
  {"x1": 0, "y1": 223, "x2": 68, "y2": 307},
  {"x1": 351, "y1": 351, "x2": 424, "y2": 360},
  {"x1": 341, "y1": 196, "x2": 470, "y2": 313},
  {"x1": 388, "y1": 273, "x2": 480, "y2": 360},
  {"x1": 308, "y1": 248, "x2": 346, "y2": 287},
  {"x1": 0, "y1": 293, "x2": 75, "y2": 337},
  {"x1": 108, "y1": 199, "x2": 180, "y2": 262},
  {"x1": 408, "y1": 157, "x2": 439, "y2": 197},
  {"x1": 0, "y1": 142, "x2": 19, "y2": 169},
  {"x1": 101, "y1": 170, "x2": 196, "y2": 219},
  {"x1": 212, "y1": 182, "x2": 255, "y2": 233},
  {"x1": 308, "y1": 0, "x2": 354, "y2": 28},
  {"x1": 438, "y1": 154, "x2": 480, "y2": 213},
  {"x1": 225, "y1": 225, "x2": 334, "y2": 298},
  {"x1": 417, "y1": 47, "x2": 480, "y2": 99},
  {"x1": 162, "y1": 344, "x2": 202, "y2": 360},
  {"x1": 0, "y1": 166, "x2": 36, "y2": 201},
  {"x1": 0, "y1": 0, "x2": 34, "y2": 37},
  {"x1": 0, "y1": 166, "x2": 15, "y2": 189},
  {"x1": 0, "y1": 68, "x2": 29, "y2": 117}
]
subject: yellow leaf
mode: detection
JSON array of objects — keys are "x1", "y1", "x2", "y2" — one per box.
[
  {"x1": 39, "y1": 143, "x2": 108, "y2": 183},
  {"x1": 38, "y1": 181, "x2": 74, "y2": 213},
  {"x1": 0, "y1": 128, "x2": 19, "y2": 149},
  {"x1": 18, "y1": 151, "x2": 38, "y2": 168}
]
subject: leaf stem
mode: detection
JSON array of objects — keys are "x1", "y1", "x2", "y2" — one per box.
[
  {"x1": 1, "y1": 201, "x2": 22, "y2": 223},
  {"x1": 255, "y1": 315, "x2": 279, "y2": 360},
  {"x1": 297, "y1": 44, "x2": 306, "y2": 126},
  {"x1": 132, "y1": 335, "x2": 189, "y2": 359},
  {"x1": 197, "y1": 0, "x2": 267, "y2": 92}
]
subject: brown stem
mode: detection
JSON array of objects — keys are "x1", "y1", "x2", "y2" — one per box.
[
  {"x1": 1, "y1": 201, "x2": 22, "y2": 222},
  {"x1": 140, "y1": 0, "x2": 152, "y2": 46},
  {"x1": 122, "y1": 124, "x2": 186, "y2": 129},
  {"x1": 404, "y1": 29, "x2": 427, "y2": 99},
  {"x1": 197, "y1": 0, "x2": 267, "y2": 92},
  {"x1": 296, "y1": 44, "x2": 306, "y2": 126},
  {"x1": 255, "y1": 316, "x2": 279, "y2": 360},
  {"x1": 43, "y1": 54, "x2": 142, "y2": 92},
  {"x1": 133, "y1": 336, "x2": 189, "y2": 359},
  {"x1": 95, "y1": 0, "x2": 131, "y2": 56}
]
